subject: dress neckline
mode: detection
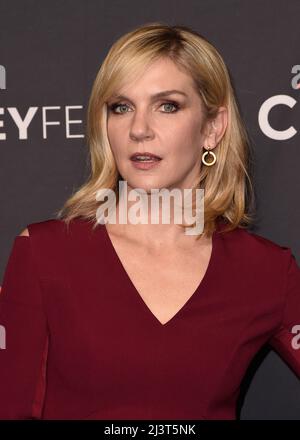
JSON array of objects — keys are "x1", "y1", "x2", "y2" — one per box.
[{"x1": 100, "y1": 219, "x2": 222, "y2": 328}]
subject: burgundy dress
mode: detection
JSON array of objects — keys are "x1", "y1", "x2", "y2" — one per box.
[{"x1": 0, "y1": 218, "x2": 299, "y2": 420}]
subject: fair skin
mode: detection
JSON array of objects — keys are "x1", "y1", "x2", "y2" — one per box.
[
  {"x1": 104, "y1": 57, "x2": 227, "y2": 325},
  {"x1": 106, "y1": 57, "x2": 227, "y2": 247},
  {"x1": 16, "y1": 57, "x2": 227, "y2": 325}
]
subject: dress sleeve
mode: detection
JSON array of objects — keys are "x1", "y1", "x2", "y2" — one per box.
[
  {"x1": 0, "y1": 235, "x2": 49, "y2": 420},
  {"x1": 268, "y1": 248, "x2": 300, "y2": 378}
]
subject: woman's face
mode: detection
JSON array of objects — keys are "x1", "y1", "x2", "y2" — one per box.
[{"x1": 107, "y1": 57, "x2": 215, "y2": 194}]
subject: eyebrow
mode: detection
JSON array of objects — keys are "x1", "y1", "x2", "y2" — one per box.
[{"x1": 110, "y1": 89, "x2": 188, "y2": 102}]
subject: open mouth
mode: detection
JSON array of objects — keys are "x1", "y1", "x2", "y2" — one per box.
[
  {"x1": 131, "y1": 156, "x2": 162, "y2": 162},
  {"x1": 130, "y1": 152, "x2": 162, "y2": 162}
]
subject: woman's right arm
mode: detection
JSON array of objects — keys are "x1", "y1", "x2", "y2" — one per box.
[{"x1": 0, "y1": 228, "x2": 48, "y2": 419}]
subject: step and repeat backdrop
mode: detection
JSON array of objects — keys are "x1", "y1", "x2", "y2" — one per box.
[{"x1": 0, "y1": 0, "x2": 299, "y2": 419}]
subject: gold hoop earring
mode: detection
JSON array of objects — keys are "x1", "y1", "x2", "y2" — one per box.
[{"x1": 201, "y1": 147, "x2": 216, "y2": 166}]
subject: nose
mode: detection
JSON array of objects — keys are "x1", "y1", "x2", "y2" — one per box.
[{"x1": 129, "y1": 107, "x2": 154, "y2": 142}]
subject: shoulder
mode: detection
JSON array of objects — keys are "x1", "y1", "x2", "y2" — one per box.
[
  {"x1": 236, "y1": 227, "x2": 286, "y2": 250},
  {"x1": 18, "y1": 216, "x2": 99, "y2": 252},
  {"x1": 17, "y1": 219, "x2": 63, "y2": 237},
  {"x1": 15, "y1": 218, "x2": 84, "y2": 279},
  {"x1": 15, "y1": 218, "x2": 74, "y2": 260},
  {"x1": 227, "y1": 226, "x2": 292, "y2": 267},
  {"x1": 216, "y1": 219, "x2": 290, "y2": 262},
  {"x1": 18, "y1": 218, "x2": 83, "y2": 241},
  {"x1": 217, "y1": 226, "x2": 296, "y2": 307},
  {"x1": 26, "y1": 218, "x2": 69, "y2": 237}
]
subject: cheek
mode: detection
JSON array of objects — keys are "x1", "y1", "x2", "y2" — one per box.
[
  {"x1": 107, "y1": 121, "x2": 124, "y2": 156},
  {"x1": 170, "y1": 114, "x2": 201, "y2": 139},
  {"x1": 167, "y1": 122, "x2": 202, "y2": 158}
]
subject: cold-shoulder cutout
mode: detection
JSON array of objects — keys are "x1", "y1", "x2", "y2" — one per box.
[{"x1": 18, "y1": 227, "x2": 29, "y2": 237}]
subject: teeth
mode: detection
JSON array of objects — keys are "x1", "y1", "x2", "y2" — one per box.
[{"x1": 133, "y1": 155, "x2": 159, "y2": 161}]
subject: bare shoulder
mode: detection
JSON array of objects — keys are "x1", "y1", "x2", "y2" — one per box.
[{"x1": 18, "y1": 227, "x2": 29, "y2": 236}]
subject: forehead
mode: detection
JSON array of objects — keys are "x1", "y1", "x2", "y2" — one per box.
[{"x1": 114, "y1": 57, "x2": 196, "y2": 97}]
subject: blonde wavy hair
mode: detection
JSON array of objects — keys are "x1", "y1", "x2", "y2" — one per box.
[{"x1": 55, "y1": 21, "x2": 256, "y2": 238}]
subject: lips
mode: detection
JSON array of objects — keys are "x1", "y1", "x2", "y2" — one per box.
[{"x1": 130, "y1": 152, "x2": 162, "y2": 161}]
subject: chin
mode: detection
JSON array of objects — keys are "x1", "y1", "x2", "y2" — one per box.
[{"x1": 122, "y1": 177, "x2": 166, "y2": 193}]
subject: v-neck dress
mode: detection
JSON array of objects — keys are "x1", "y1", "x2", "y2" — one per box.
[{"x1": 0, "y1": 217, "x2": 299, "y2": 420}]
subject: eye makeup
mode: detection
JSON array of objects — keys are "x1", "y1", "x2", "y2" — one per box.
[{"x1": 108, "y1": 100, "x2": 181, "y2": 115}]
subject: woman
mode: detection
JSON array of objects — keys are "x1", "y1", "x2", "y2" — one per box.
[{"x1": 0, "y1": 22, "x2": 299, "y2": 420}]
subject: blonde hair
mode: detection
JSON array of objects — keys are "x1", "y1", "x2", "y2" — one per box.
[{"x1": 55, "y1": 21, "x2": 256, "y2": 238}]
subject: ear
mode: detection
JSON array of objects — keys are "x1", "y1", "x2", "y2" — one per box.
[{"x1": 203, "y1": 106, "x2": 228, "y2": 150}]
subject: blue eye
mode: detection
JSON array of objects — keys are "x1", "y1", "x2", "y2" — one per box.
[
  {"x1": 161, "y1": 102, "x2": 180, "y2": 113},
  {"x1": 108, "y1": 101, "x2": 180, "y2": 114},
  {"x1": 109, "y1": 103, "x2": 128, "y2": 114}
]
